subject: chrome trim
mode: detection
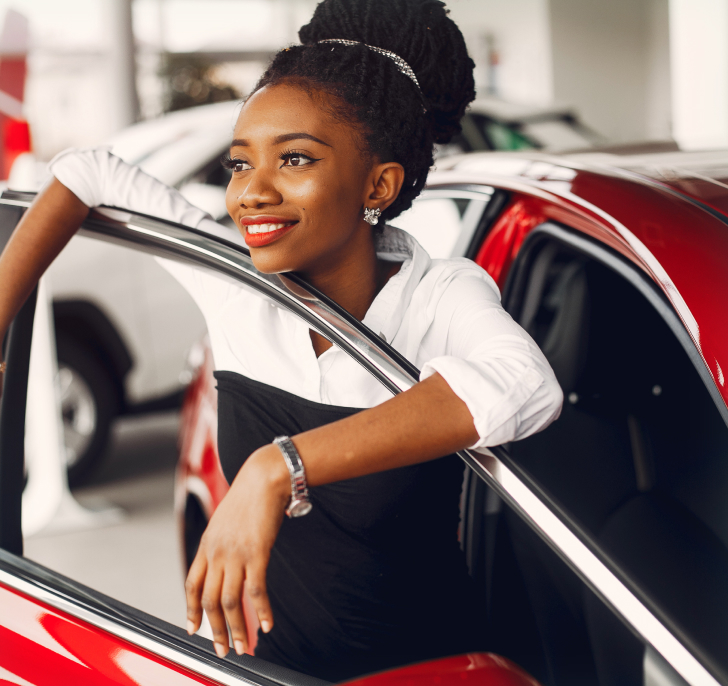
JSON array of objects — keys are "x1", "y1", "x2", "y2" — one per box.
[
  {"x1": 0, "y1": 568, "x2": 258, "y2": 686},
  {"x1": 1, "y1": 192, "x2": 717, "y2": 685},
  {"x1": 459, "y1": 450, "x2": 719, "y2": 686},
  {"x1": 86, "y1": 205, "x2": 419, "y2": 397}
]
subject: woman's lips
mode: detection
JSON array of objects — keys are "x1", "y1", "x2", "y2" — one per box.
[{"x1": 241, "y1": 217, "x2": 298, "y2": 247}]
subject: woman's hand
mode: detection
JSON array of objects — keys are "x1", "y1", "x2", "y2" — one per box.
[{"x1": 185, "y1": 444, "x2": 290, "y2": 657}]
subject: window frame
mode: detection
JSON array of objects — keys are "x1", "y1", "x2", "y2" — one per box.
[{"x1": 0, "y1": 193, "x2": 717, "y2": 686}]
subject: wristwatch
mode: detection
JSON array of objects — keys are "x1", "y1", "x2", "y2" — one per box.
[{"x1": 273, "y1": 436, "x2": 313, "y2": 518}]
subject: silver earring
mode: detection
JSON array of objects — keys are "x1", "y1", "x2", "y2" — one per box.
[{"x1": 363, "y1": 207, "x2": 381, "y2": 225}]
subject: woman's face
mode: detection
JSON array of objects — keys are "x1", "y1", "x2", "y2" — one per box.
[{"x1": 225, "y1": 82, "x2": 390, "y2": 277}]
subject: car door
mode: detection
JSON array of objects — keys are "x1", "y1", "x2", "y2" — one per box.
[
  {"x1": 0, "y1": 192, "x2": 714, "y2": 686},
  {"x1": 478, "y1": 221, "x2": 727, "y2": 686}
]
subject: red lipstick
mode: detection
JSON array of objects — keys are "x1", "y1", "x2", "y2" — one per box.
[{"x1": 241, "y1": 216, "x2": 298, "y2": 248}]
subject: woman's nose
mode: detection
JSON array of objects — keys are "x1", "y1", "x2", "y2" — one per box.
[{"x1": 235, "y1": 169, "x2": 283, "y2": 208}]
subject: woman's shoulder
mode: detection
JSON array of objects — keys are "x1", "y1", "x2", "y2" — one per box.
[{"x1": 419, "y1": 256, "x2": 501, "y2": 303}]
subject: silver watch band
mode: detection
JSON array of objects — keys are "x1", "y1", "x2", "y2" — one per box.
[{"x1": 273, "y1": 436, "x2": 312, "y2": 518}]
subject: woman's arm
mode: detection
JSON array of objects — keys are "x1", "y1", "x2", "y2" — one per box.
[
  {"x1": 185, "y1": 270, "x2": 563, "y2": 658},
  {"x1": 0, "y1": 147, "x2": 226, "y2": 388},
  {"x1": 0, "y1": 180, "x2": 90, "y2": 386},
  {"x1": 186, "y1": 371, "x2": 479, "y2": 657}
]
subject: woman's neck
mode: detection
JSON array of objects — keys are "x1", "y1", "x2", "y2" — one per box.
[{"x1": 301, "y1": 230, "x2": 401, "y2": 357}]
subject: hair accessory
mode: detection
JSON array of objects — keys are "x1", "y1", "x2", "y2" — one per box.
[
  {"x1": 317, "y1": 39, "x2": 421, "y2": 92},
  {"x1": 363, "y1": 207, "x2": 381, "y2": 225}
]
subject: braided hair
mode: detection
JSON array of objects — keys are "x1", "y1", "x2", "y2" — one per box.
[{"x1": 252, "y1": 0, "x2": 475, "y2": 221}]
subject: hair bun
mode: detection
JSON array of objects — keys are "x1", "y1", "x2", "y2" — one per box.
[{"x1": 299, "y1": 0, "x2": 474, "y2": 144}]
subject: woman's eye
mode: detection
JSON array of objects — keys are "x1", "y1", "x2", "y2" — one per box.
[
  {"x1": 232, "y1": 160, "x2": 251, "y2": 172},
  {"x1": 282, "y1": 153, "x2": 315, "y2": 167}
]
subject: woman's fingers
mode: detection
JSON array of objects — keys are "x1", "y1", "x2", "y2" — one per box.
[
  {"x1": 245, "y1": 559, "x2": 274, "y2": 634},
  {"x1": 221, "y1": 566, "x2": 248, "y2": 655},
  {"x1": 182, "y1": 445, "x2": 290, "y2": 658},
  {"x1": 201, "y1": 563, "x2": 230, "y2": 657},
  {"x1": 185, "y1": 553, "x2": 207, "y2": 636}
]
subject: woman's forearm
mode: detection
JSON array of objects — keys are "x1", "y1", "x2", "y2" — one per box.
[
  {"x1": 245, "y1": 372, "x2": 480, "y2": 498},
  {"x1": 191, "y1": 371, "x2": 479, "y2": 653},
  {"x1": 0, "y1": 179, "x2": 89, "y2": 337}
]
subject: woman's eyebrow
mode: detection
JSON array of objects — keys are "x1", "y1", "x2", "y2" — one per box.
[{"x1": 230, "y1": 133, "x2": 332, "y2": 148}]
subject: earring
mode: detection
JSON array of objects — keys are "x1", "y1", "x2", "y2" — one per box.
[{"x1": 363, "y1": 207, "x2": 381, "y2": 225}]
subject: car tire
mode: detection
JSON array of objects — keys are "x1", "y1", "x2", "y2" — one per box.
[{"x1": 56, "y1": 337, "x2": 119, "y2": 487}]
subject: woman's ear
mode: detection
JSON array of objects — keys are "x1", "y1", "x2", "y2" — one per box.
[{"x1": 365, "y1": 162, "x2": 405, "y2": 214}]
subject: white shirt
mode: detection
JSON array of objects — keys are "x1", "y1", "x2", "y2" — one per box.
[{"x1": 49, "y1": 147, "x2": 563, "y2": 448}]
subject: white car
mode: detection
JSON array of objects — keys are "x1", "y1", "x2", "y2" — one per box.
[{"x1": 44, "y1": 102, "x2": 243, "y2": 484}]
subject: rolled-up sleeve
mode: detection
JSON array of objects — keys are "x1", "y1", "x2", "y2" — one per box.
[
  {"x1": 48, "y1": 147, "x2": 212, "y2": 228},
  {"x1": 420, "y1": 272, "x2": 563, "y2": 448},
  {"x1": 47, "y1": 146, "x2": 242, "y2": 317}
]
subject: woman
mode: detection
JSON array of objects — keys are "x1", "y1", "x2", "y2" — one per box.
[{"x1": 0, "y1": 0, "x2": 562, "y2": 680}]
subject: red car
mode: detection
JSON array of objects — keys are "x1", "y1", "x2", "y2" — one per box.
[
  {"x1": 177, "y1": 149, "x2": 728, "y2": 686},
  {"x1": 0, "y1": 194, "x2": 542, "y2": 686}
]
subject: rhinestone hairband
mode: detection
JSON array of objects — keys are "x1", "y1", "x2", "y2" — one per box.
[{"x1": 317, "y1": 39, "x2": 421, "y2": 92}]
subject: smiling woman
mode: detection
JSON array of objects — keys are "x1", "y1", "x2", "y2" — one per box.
[{"x1": 0, "y1": 0, "x2": 563, "y2": 682}]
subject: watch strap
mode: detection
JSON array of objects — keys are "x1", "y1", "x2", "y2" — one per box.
[{"x1": 273, "y1": 436, "x2": 312, "y2": 517}]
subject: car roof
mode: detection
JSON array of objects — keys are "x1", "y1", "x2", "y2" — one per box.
[
  {"x1": 429, "y1": 150, "x2": 728, "y2": 409},
  {"x1": 105, "y1": 101, "x2": 241, "y2": 186},
  {"x1": 468, "y1": 97, "x2": 575, "y2": 123}
]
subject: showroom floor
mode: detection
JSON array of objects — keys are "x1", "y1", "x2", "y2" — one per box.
[{"x1": 23, "y1": 411, "x2": 188, "y2": 629}]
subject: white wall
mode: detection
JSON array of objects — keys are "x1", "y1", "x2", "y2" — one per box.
[
  {"x1": 549, "y1": 0, "x2": 671, "y2": 143},
  {"x1": 669, "y1": 0, "x2": 728, "y2": 149},
  {"x1": 447, "y1": 0, "x2": 553, "y2": 105}
]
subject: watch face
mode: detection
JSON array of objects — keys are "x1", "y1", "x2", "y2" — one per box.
[{"x1": 287, "y1": 498, "x2": 313, "y2": 518}]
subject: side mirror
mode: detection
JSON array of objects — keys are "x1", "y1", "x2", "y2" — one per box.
[{"x1": 342, "y1": 653, "x2": 542, "y2": 686}]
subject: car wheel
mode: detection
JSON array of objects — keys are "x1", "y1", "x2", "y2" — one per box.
[{"x1": 56, "y1": 338, "x2": 119, "y2": 487}]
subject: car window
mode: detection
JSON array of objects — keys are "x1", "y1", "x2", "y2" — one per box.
[
  {"x1": 390, "y1": 191, "x2": 492, "y2": 259},
  {"x1": 503, "y1": 236, "x2": 728, "y2": 683},
  {"x1": 484, "y1": 121, "x2": 535, "y2": 151},
  {"x1": 22, "y1": 236, "x2": 210, "y2": 628}
]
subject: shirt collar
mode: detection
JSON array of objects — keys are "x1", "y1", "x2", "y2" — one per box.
[{"x1": 362, "y1": 224, "x2": 431, "y2": 343}]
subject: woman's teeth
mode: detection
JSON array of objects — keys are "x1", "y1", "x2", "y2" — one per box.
[{"x1": 247, "y1": 222, "x2": 294, "y2": 235}]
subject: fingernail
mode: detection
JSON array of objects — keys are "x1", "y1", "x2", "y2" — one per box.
[
  {"x1": 261, "y1": 620, "x2": 272, "y2": 633},
  {"x1": 187, "y1": 620, "x2": 196, "y2": 635},
  {"x1": 234, "y1": 640, "x2": 245, "y2": 655},
  {"x1": 214, "y1": 642, "x2": 227, "y2": 658}
]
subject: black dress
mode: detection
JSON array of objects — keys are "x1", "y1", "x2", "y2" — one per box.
[{"x1": 215, "y1": 371, "x2": 485, "y2": 682}]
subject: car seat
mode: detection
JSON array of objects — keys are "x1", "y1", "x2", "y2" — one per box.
[{"x1": 503, "y1": 241, "x2": 728, "y2": 685}]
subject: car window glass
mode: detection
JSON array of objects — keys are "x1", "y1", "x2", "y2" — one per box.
[
  {"x1": 483, "y1": 120, "x2": 534, "y2": 151},
  {"x1": 462, "y1": 469, "x2": 649, "y2": 686},
  {"x1": 505, "y1": 241, "x2": 728, "y2": 680},
  {"x1": 21, "y1": 231, "x2": 398, "y2": 648},
  {"x1": 390, "y1": 197, "x2": 465, "y2": 258},
  {"x1": 21, "y1": 236, "x2": 214, "y2": 629},
  {"x1": 391, "y1": 194, "x2": 492, "y2": 259}
]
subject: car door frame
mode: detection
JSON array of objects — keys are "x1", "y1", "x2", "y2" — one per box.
[{"x1": 0, "y1": 191, "x2": 717, "y2": 686}]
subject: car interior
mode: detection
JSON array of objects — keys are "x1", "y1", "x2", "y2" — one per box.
[{"x1": 460, "y1": 226, "x2": 728, "y2": 686}]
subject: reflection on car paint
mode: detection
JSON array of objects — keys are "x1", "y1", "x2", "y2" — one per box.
[{"x1": 0, "y1": 583, "x2": 218, "y2": 685}]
